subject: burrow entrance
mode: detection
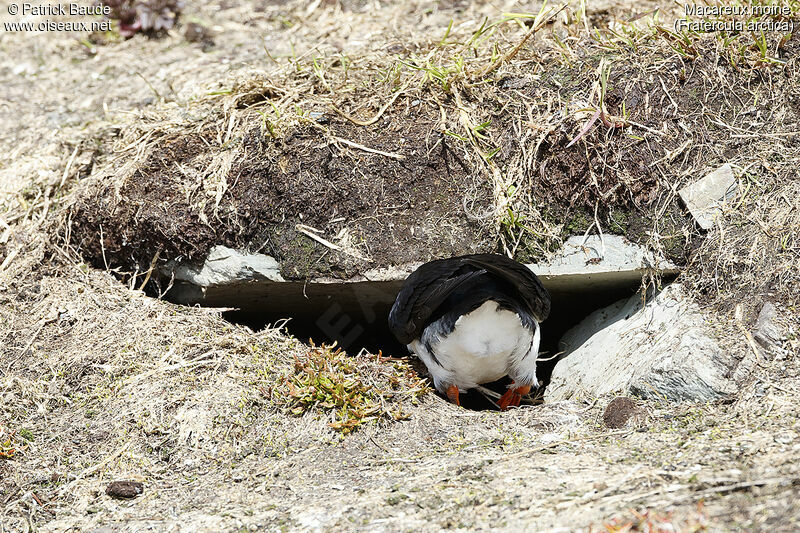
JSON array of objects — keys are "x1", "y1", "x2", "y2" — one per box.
[{"x1": 165, "y1": 270, "x2": 668, "y2": 409}]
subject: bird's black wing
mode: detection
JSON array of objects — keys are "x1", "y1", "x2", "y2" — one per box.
[
  {"x1": 388, "y1": 258, "x2": 483, "y2": 344},
  {"x1": 462, "y1": 254, "x2": 551, "y2": 322},
  {"x1": 388, "y1": 254, "x2": 551, "y2": 345}
]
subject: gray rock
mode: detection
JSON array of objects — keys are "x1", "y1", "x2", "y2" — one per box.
[
  {"x1": 545, "y1": 284, "x2": 744, "y2": 403},
  {"x1": 162, "y1": 237, "x2": 679, "y2": 312},
  {"x1": 532, "y1": 235, "x2": 677, "y2": 276},
  {"x1": 165, "y1": 245, "x2": 284, "y2": 287},
  {"x1": 159, "y1": 239, "x2": 682, "y2": 353},
  {"x1": 309, "y1": 111, "x2": 329, "y2": 124},
  {"x1": 678, "y1": 164, "x2": 737, "y2": 230},
  {"x1": 162, "y1": 246, "x2": 284, "y2": 304},
  {"x1": 753, "y1": 301, "x2": 783, "y2": 350},
  {"x1": 531, "y1": 235, "x2": 679, "y2": 296}
]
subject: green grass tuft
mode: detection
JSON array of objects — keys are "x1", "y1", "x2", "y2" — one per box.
[{"x1": 272, "y1": 343, "x2": 428, "y2": 433}]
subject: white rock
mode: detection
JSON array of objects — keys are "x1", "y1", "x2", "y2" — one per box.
[
  {"x1": 162, "y1": 237, "x2": 677, "y2": 306},
  {"x1": 532, "y1": 235, "x2": 676, "y2": 275},
  {"x1": 545, "y1": 284, "x2": 743, "y2": 402},
  {"x1": 678, "y1": 164, "x2": 737, "y2": 230},
  {"x1": 530, "y1": 235, "x2": 678, "y2": 295},
  {"x1": 166, "y1": 245, "x2": 284, "y2": 286}
]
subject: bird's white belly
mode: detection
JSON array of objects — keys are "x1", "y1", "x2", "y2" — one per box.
[{"x1": 430, "y1": 301, "x2": 532, "y2": 388}]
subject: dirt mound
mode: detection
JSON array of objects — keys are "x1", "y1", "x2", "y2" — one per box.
[
  {"x1": 66, "y1": 17, "x2": 800, "y2": 287},
  {"x1": 70, "y1": 106, "x2": 494, "y2": 281}
]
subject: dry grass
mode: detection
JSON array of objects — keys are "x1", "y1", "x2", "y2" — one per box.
[
  {"x1": 0, "y1": 241, "x2": 429, "y2": 528},
  {"x1": 689, "y1": 178, "x2": 800, "y2": 317},
  {"x1": 1, "y1": 0, "x2": 800, "y2": 531},
  {"x1": 595, "y1": 503, "x2": 710, "y2": 532}
]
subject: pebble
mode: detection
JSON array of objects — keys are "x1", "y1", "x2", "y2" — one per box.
[
  {"x1": 105, "y1": 481, "x2": 143, "y2": 499},
  {"x1": 603, "y1": 397, "x2": 645, "y2": 429}
]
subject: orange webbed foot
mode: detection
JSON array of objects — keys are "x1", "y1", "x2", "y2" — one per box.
[
  {"x1": 445, "y1": 384, "x2": 460, "y2": 407},
  {"x1": 498, "y1": 383, "x2": 531, "y2": 411}
]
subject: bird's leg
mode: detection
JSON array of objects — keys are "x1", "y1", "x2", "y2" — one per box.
[
  {"x1": 498, "y1": 382, "x2": 531, "y2": 411},
  {"x1": 445, "y1": 384, "x2": 460, "y2": 406}
]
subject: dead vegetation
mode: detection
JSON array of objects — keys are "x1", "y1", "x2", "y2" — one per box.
[
  {"x1": 1, "y1": 243, "x2": 430, "y2": 529},
  {"x1": 1, "y1": 0, "x2": 800, "y2": 531},
  {"x1": 689, "y1": 177, "x2": 800, "y2": 319}
]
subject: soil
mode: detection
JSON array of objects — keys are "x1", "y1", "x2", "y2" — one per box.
[
  {"x1": 70, "y1": 108, "x2": 496, "y2": 281},
  {"x1": 105, "y1": 481, "x2": 144, "y2": 499},
  {"x1": 602, "y1": 397, "x2": 645, "y2": 429}
]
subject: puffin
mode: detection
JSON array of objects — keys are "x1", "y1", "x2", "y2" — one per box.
[{"x1": 388, "y1": 254, "x2": 550, "y2": 410}]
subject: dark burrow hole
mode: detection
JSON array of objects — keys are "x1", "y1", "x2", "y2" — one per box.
[{"x1": 204, "y1": 274, "x2": 662, "y2": 411}]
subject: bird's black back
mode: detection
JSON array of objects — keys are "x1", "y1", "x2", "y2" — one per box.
[{"x1": 388, "y1": 254, "x2": 551, "y2": 345}]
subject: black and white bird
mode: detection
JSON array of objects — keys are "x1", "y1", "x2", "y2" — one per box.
[{"x1": 388, "y1": 254, "x2": 550, "y2": 410}]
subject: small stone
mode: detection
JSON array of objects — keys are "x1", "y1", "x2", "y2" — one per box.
[
  {"x1": 183, "y1": 22, "x2": 214, "y2": 44},
  {"x1": 499, "y1": 76, "x2": 530, "y2": 89},
  {"x1": 603, "y1": 397, "x2": 643, "y2": 429},
  {"x1": 678, "y1": 163, "x2": 737, "y2": 230},
  {"x1": 105, "y1": 481, "x2": 143, "y2": 499},
  {"x1": 309, "y1": 111, "x2": 329, "y2": 124},
  {"x1": 385, "y1": 43, "x2": 405, "y2": 54},
  {"x1": 753, "y1": 302, "x2": 783, "y2": 350}
]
